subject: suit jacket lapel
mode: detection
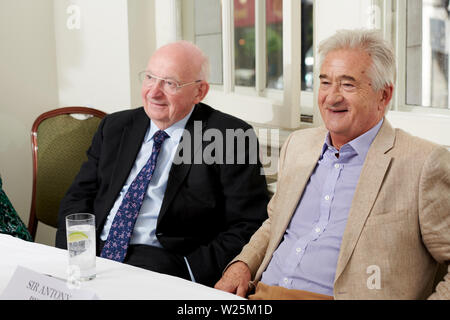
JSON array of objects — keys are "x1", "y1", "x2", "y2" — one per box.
[
  {"x1": 103, "y1": 108, "x2": 149, "y2": 220},
  {"x1": 157, "y1": 104, "x2": 207, "y2": 224},
  {"x1": 334, "y1": 119, "x2": 395, "y2": 282}
]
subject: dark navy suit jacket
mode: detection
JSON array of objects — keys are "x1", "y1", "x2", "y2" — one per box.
[{"x1": 55, "y1": 103, "x2": 269, "y2": 286}]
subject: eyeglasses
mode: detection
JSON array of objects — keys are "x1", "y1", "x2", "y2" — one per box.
[{"x1": 138, "y1": 71, "x2": 202, "y2": 95}]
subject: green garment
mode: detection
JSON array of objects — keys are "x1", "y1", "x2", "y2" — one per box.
[{"x1": 0, "y1": 175, "x2": 33, "y2": 241}]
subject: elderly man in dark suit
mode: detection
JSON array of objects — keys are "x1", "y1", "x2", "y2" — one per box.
[{"x1": 55, "y1": 41, "x2": 269, "y2": 287}]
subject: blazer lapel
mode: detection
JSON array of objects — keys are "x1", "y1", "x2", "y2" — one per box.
[
  {"x1": 157, "y1": 104, "x2": 207, "y2": 224},
  {"x1": 103, "y1": 109, "x2": 149, "y2": 219},
  {"x1": 334, "y1": 119, "x2": 395, "y2": 282}
]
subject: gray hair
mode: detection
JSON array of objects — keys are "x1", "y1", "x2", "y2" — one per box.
[{"x1": 318, "y1": 29, "x2": 396, "y2": 92}]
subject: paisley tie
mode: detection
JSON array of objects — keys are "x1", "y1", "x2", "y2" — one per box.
[{"x1": 100, "y1": 130, "x2": 169, "y2": 262}]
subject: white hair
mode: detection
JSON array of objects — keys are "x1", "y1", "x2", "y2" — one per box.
[
  {"x1": 318, "y1": 29, "x2": 396, "y2": 92},
  {"x1": 199, "y1": 56, "x2": 210, "y2": 82}
]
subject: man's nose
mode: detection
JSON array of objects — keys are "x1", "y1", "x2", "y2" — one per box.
[
  {"x1": 325, "y1": 88, "x2": 344, "y2": 106},
  {"x1": 146, "y1": 79, "x2": 164, "y2": 96}
]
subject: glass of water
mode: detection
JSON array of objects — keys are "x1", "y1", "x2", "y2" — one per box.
[{"x1": 66, "y1": 213, "x2": 96, "y2": 281}]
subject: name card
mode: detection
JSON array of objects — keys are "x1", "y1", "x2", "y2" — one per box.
[{"x1": 0, "y1": 266, "x2": 99, "y2": 300}]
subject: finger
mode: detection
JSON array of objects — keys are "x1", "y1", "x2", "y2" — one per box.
[
  {"x1": 214, "y1": 280, "x2": 236, "y2": 293},
  {"x1": 236, "y1": 283, "x2": 248, "y2": 298}
]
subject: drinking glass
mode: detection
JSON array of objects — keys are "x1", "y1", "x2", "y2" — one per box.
[{"x1": 66, "y1": 213, "x2": 96, "y2": 281}]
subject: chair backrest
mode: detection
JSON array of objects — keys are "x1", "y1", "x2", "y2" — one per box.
[{"x1": 28, "y1": 107, "x2": 106, "y2": 240}]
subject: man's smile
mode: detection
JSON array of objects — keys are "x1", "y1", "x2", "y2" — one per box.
[{"x1": 326, "y1": 106, "x2": 349, "y2": 113}]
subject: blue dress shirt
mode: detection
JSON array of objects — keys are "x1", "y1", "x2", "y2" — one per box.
[{"x1": 260, "y1": 119, "x2": 383, "y2": 296}]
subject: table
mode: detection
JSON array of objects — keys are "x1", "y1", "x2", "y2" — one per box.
[{"x1": 0, "y1": 234, "x2": 243, "y2": 300}]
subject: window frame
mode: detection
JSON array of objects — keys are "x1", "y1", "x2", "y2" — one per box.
[
  {"x1": 388, "y1": 0, "x2": 450, "y2": 116},
  {"x1": 372, "y1": 0, "x2": 449, "y2": 147},
  {"x1": 174, "y1": 0, "x2": 314, "y2": 129}
]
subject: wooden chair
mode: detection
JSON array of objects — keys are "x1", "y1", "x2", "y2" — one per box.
[{"x1": 28, "y1": 107, "x2": 106, "y2": 240}]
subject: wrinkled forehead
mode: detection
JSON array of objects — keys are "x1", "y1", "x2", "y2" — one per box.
[{"x1": 320, "y1": 48, "x2": 372, "y2": 80}]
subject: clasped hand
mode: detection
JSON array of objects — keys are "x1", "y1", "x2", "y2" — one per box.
[{"x1": 214, "y1": 261, "x2": 251, "y2": 298}]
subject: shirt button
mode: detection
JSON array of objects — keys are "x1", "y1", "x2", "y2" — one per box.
[
  {"x1": 296, "y1": 247, "x2": 302, "y2": 253},
  {"x1": 315, "y1": 227, "x2": 321, "y2": 233},
  {"x1": 283, "y1": 278, "x2": 289, "y2": 284},
  {"x1": 334, "y1": 163, "x2": 340, "y2": 169},
  {"x1": 324, "y1": 195, "x2": 330, "y2": 201}
]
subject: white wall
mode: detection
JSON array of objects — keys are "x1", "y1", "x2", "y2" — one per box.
[
  {"x1": 0, "y1": 0, "x2": 59, "y2": 244},
  {"x1": 386, "y1": 111, "x2": 450, "y2": 147},
  {"x1": 154, "y1": 0, "x2": 178, "y2": 48},
  {"x1": 53, "y1": 0, "x2": 132, "y2": 113},
  {"x1": 0, "y1": 0, "x2": 157, "y2": 246},
  {"x1": 127, "y1": 0, "x2": 157, "y2": 108},
  {"x1": 54, "y1": 0, "x2": 156, "y2": 112}
]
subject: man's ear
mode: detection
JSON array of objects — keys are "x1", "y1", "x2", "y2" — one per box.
[
  {"x1": 379, "y1": 84, "x2": 393, "y2": 111},
  {"x1": 194, "y1": 81, "x2": 210, "y2": 104}
]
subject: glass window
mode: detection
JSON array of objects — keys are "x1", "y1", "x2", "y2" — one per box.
[
  {"x1": 301, "y1": 0, "x2": 314, "y2": 92},
  {"x1": 266, "y1": 0, "x2": 283, "y2": 89},
  {"x1": 183, "y1": 0, "x2": 223, "y2": 85},
  {"x1": 406, "y1": 0, "x2": 449, "y2": 108},
  {"x1": 234, "y1": 0, "x2": 256, "y2": 87},
  {"x1": 182, "y1": 0, "x2": 314, "y2": 102}
]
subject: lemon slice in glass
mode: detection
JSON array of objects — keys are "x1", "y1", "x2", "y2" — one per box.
[{"x1": 68, "y1": 231, "x2": 89, "y2": 243}]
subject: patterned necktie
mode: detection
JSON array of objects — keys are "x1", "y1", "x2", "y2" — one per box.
[{"x1": 100, "y1": 130, "x2": 169, "y2": 262}]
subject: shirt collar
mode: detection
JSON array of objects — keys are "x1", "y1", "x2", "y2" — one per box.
[
  {"x1": 145, "y1": 107, "x2": 195, "y2": 144},
  {"x1": 322, "y1": 118, "x2": 384, "y2": 158},
  {"x1": 349, "y1": 118, "x2": 384, "y2": 157}
]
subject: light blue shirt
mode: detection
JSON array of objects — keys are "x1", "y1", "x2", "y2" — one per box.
[
  {"x1": 100, "y1": 108, "x2": 195, "y2": 280},
  {"x1": 260, "y1": 119, "x2": 383, "y2": 296}
]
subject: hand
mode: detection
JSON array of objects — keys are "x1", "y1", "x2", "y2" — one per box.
[{"x1": 214, "y1": 261, "x2": 251, "y2": 297}]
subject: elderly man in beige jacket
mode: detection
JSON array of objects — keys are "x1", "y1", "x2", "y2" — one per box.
[{"x1": 215, "y1": 29, "x2": 450, "y2": 300}]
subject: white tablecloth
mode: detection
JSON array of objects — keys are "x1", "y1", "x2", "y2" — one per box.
[{"x1": 0, "y1": 234, "x2": 243, "y2": 300}]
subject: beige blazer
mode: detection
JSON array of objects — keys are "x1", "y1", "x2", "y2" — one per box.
[{"x1": 234, "y1": 119, "x2": 450, "y2": 299}]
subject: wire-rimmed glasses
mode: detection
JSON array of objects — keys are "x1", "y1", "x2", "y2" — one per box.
[{"x1": 139, "y1": 71, "x2": 202, "y2": 95}]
